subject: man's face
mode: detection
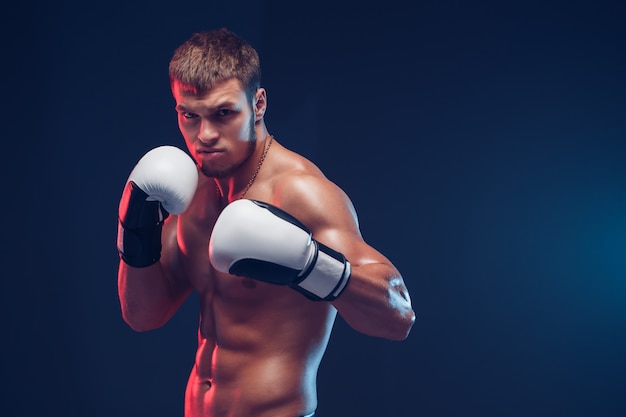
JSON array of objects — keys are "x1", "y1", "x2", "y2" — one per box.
[{"x1": 172, "y1": 78, "x2": 256, "y2": 178}]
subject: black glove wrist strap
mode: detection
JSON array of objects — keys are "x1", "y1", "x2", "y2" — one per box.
[{"x1": 117, "y1": 181, "x2": 169, "y2": 268}]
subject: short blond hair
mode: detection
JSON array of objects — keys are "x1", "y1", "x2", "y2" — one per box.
[{"x1": 169, "y1": 28, "x2": 261, "y2": 100}]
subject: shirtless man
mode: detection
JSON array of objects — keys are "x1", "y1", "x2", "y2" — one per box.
[{"x1": 117, "y1": 28, "x2": 415, "y2": 417}]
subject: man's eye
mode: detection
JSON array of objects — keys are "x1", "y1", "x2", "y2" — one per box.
[
  {"x1": 182, "y1": 112, "x2": 197, "y2": 119},
  {"x1": 217, "y1": 109, "x2": 233, "y2": 117}
]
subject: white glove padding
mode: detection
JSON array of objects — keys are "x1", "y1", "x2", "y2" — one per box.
[
  {"x1": 118, "y1": 146, "x2": 198, "y2": 267},
  {"x1": 209, "y1": 199, "x2": 351, "y2": 301},
  {"x1": 124, "y1": 145, "x2": 199, "y2": 215}
]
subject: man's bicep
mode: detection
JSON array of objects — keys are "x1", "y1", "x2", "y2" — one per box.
[{"x1": 284, "y1": 179, "x2": 383, "y2": 266}]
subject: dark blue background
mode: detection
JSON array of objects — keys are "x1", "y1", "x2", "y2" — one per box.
[{"x1": 5, "y1": 1, "x2": 626, "y2": 416}]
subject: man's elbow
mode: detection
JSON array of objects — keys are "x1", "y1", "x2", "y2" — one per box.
[
  {"x1": 362, "y1": 309, "x2": 416, "y2": 341},
  {"x1": 121, "y1": 307, "x2": 166, "y2": 333},
  {"x1": 386, "y1": 285, "x2": 416, "y2": 340},
  {"x1": 123, "y1": 318, "x2": 158, "y2": 333},
  {"x1": 388, "y1": 309, "x2": 416, "y2": 341}
]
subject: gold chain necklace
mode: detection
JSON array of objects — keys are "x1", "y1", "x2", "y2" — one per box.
[{"x1": 216, "y1": 134, "x2": 273, "y2": 201}]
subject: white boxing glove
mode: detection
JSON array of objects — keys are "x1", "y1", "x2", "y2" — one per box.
[
  {"x1": 209, "y1": 199, "x2": 351, "y2": 301},
  {"x1": 118, "y1": 146, "x2": 198, "y2": 267}
]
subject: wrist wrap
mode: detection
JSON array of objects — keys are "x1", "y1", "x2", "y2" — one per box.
[{"x1": 293, "y1": 241, "x2": 352, "y2": 301}]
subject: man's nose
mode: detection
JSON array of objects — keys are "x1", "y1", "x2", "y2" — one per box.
[{"x1": 197, "y1": 119, "x2": 218, "y2": 144}]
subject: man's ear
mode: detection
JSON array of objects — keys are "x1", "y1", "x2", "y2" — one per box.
[{"x1": 254, "y1": 88, "x2": 267, "y2": 121}]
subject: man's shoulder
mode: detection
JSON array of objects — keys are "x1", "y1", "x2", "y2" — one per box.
[
  {"x1": 272, "y1": 166, "x2": 334, "y2": 199},
  {"x1": 269, "y1": 145, "x2": 332, "y2": 192},
  {"x1": 271, "y1": 143, "x2": 324, "y2": 177}
]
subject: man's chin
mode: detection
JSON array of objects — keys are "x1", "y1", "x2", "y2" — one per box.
[{"x1": 200, "y1": 168, "x2": 230, "y2": 179}]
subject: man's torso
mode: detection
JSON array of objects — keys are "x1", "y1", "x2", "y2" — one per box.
[{"x1": 170, "y1": 149, "x2": 336, "y2": 417}]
